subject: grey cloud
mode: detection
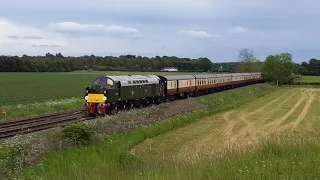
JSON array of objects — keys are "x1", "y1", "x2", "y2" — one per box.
[{"x1": 7, "y1": 35, "x2": 43, "y2": 39}]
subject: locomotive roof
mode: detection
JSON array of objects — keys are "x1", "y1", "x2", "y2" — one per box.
[
  {"x1": 161, "y1": 75, "x2": 195, "y2": 80},
  {"x1": 107, "y1": 75, "x2": 160, "y2": 86}
]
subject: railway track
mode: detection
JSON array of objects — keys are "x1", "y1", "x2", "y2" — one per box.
[{"x1": 0, "y1": 109, "x2": 95, "y2": 139}]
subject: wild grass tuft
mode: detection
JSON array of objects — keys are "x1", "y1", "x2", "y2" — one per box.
[{"x1": 1, "y1": 98, "x2": 84, "y2": 120}]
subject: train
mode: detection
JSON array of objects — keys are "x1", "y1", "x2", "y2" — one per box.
[{"x1": 84, "y1": 73, "x2": 264, "y2": 115}]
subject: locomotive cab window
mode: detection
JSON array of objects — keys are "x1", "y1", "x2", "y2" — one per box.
[
  {"x1": 93, "y1": 78, "x2": 100, "y2": 85},
  {"x1": 93, "y1": 77, "x2": 114, "y2": 87}
]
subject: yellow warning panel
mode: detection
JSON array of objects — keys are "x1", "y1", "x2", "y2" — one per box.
[{"x1": 87, "y1": 94, "x2": 105, "y2": 103}]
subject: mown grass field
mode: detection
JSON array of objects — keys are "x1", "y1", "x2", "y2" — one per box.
[
  {"x1": 132, "y1": 87, "x2": 320, "y2": 179},
  {"x1": 15, "y1": 85, "x2": 320, "y2": 180},
  {"x1": 299, "y1": 76, "x2": 320, "y2": 83}
]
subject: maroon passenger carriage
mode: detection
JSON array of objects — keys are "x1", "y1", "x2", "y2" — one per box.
[
  {"x1": 157, "y1": 73, "x2": 264, "y2": 100},
  {"x1": 157, "y1": 75, "x2": 196, "y2": 99}
]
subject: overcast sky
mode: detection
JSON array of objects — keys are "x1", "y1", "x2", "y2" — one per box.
[{"x1": 0, "y1": 0, "x2": 319, "y2": 63}]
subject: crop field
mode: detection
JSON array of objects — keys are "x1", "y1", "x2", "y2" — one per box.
[
  {"x1": 0, "y1": 71, "x2": 195, "y2": 106},
  {"x1": 0, "y1": 71, "x2": 197, "y2": 119}
]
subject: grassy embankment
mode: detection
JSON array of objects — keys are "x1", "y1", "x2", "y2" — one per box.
[
  {"x1": 0, "y1": 71, "x2": 194, "y2": 120},
  {"x1": 15, "y1": 83, "x2": 277, "y2": 179}
]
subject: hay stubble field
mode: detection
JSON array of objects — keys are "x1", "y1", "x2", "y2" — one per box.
[{"x1": 133, "y1": 88, "x2": 320, "y2": 163}]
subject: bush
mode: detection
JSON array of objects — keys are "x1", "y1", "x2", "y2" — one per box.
[{"x1": 61, "y1": 123, "x2": 93, "y2": 145}]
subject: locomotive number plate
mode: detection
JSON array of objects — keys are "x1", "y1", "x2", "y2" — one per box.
[{"x1": 87, "y1": 94, "x2": 105, "y2": 103}]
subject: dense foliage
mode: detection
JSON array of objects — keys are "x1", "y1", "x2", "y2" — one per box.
[
  {"x1": 0, "y1": 54, "x2": 235, "y2": 72},
  {"x1": 262, "y1": 53, "x2": 296, "y2": 85},
  {"x1": 299, "y1": 58, "x2": 320, "y2": 76},
  {"x1": 62, "y1": 123, "x2": 93, "y2": 145},
  {"x1": 0, "y1": 52, "x2": 318, "y2": 76}
]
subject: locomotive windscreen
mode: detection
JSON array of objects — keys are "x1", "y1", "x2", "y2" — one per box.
[{"x1": 93, "y1": 77, "x2": 114, "y2": 86}]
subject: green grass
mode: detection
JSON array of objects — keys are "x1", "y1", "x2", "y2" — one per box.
[
  {"x1": 0, "y1": 73, "x2": 97, "y2": 106},
  {"x1": 1, "y1": 98, "x2": 84, "y2": 120},
  {"x1": 299, "y1": 76, "x2": 320, "y2": 83},
  {"x1": 15, "y1": 84, "x2": 277, "y2": 180}
]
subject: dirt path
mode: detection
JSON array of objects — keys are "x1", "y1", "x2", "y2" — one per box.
[{"x1": 132, "y1": 87, "x2": 320, "y2": 164}]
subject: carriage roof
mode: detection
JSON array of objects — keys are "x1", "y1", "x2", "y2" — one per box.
[{"x1": 160, "y1": 75, "x2": 195, "y2": 80}]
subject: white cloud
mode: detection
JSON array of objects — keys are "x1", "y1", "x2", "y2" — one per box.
[
  {"x1": 0, "y1": 18, "x2": 67, "y2": 47},
  {"x1": 179, "y1": 30, "x2": 221, "y2": 39},
  {"x1": 228, "y1": 26, "x2": 248, "y2": 34},
  {"x1": 48, "y1": 22, "x2": 141, "y2": 37}
]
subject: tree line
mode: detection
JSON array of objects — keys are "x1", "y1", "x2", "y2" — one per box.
[
  {"x1": 0, "y1": 50, "x2": 319, "y2": 85},
  {"x1": 0, "y1": 53, "x2": 233, "y2": 73}
]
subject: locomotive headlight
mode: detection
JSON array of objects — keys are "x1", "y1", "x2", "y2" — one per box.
[
  {"x1": 85, "y1": 96, "x2": 88, "y2": 100},
  {"x1": 103, "y1": 96, "x2": 107, "y2": 101},
  {"x1": 86, "y1": 90, "x2": 88, "y2": 93}
]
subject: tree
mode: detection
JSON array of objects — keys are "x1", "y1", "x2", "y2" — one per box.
[
  {"x1": 309, "y1": 58, "x2": 320, "y2": 76},
  {"x1": 236, "y1": 48, "x2": 261, "y2": 72},
  {"x1": 262, "y1": 52, "x2": 296, "y2": 86}
]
